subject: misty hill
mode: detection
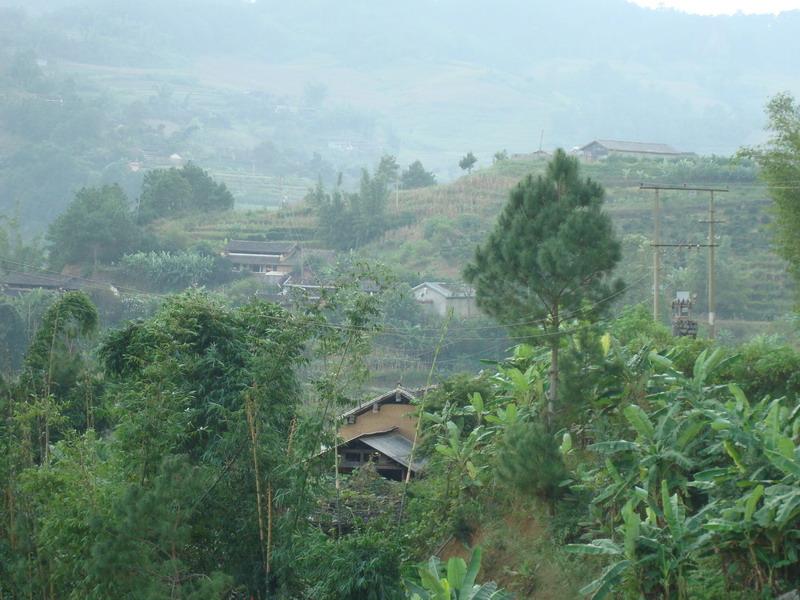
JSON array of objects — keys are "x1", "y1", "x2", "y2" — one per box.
[
  {"x1": 2, "y1": 0, "x2": 800, "y2": 235},
  {"x1": 5, "y1": 0, "x2": 800, "y2": 162}
]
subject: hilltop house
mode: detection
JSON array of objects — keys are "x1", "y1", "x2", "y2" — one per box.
[
  {"x1": 223, "y1": 240, "x2": 301, "y2": 276},
  {"x1": 412, "y1": 282, "x2": 478, "y2": 318},
  {"x1": 336, "y1": 387, "x2": 429, "y2": 481},
  {"x1": 577, "y1": 139, "x2": 689, "y2": 161}
]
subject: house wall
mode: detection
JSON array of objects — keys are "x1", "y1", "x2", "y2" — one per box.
[
  {"x1": 339, "y1": 404, "x2": 417, "y2": 442},
  {"x1": 414, "y1": 286, "x2": 446, "y2": 317},
  {"x1": 581, "y1": 143, "x2": 608, "y2": 161},
  {"x1": 414, "y1": 286, "x2": 478, "y2": 318},
  {"x1": 607, "y1": 150, "x2": 677, "y2": 160},
  {"x1": 450, "y1": 296, "x2": 479, "y2": 318}
]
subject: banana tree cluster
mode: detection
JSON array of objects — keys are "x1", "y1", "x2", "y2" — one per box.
[{"x1": 570, "y1": 344, "x2": 800, "y2": 597}]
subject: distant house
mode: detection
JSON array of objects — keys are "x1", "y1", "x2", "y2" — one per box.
[
  {"x1": 0, "y1": 271, "x2": 82, "y2": 297},
  {"x1": 223, "y1": 240, "x2": 301, "y2": 276},
  {"x1": 578, "y1": 140, "x2": 689, "y2": 161},
  {"x1": 412, "y1": 282, "x2": 478, "y2": 318},
  {"x1": 336, "y1": 387, "x2": 429, "y2": 480}
]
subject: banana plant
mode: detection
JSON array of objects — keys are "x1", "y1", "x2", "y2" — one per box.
[
  {"x1": 490, "y1": 353, "x2": 545, "y2": 410},
  {"x1": 648, "y1": 347, "x2": 735, "y2": 406},
  {"x1": 435, "y1": 421, "x2": 492, "y2": 490},
  {"x1": 692, "y1": 385, "x2": 800, "y2": 592},
  {"x1": 405, "y1": 548, "x2": 513, "y2": 600},
  {"x1": 567, "y1": 481, "x2": 707, "y2": 600},
  {"x1": 587, "y1": 402, "x2": 707, "y2": 520}
]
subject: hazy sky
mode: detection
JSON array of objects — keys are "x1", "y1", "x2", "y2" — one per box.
[{"x1": 629, "y1": 0, "x2": 800, "y2": 14}]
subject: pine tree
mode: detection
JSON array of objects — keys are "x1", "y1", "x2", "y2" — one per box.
[
  {"x1": 401, "y1": 160, "x2": 436, "y2": 189},
  {"x1": 464, "y1": 149, "x2": 622, "y2": 427},
  {"x1": 459, "y1": 151, "x2": 477, "y2": 174}
]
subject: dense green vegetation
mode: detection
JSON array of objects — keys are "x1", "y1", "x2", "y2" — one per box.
[
  {"x1": 742, "y1": 93, "x2": 800, "y2": 298},
  {"x1": 2, "y1": 140, "x2": 799, "y2": 598},
  {"x1": 3, "y1": 281, "x2": 799, "y2": 598}
]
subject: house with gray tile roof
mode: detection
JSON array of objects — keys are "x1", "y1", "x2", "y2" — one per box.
[{"x1": 222, "y1": 239, "x2": 300, "y2": 275}]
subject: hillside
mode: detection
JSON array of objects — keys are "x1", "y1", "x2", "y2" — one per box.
[
  {"x1": 174, "y1": 153, "x2": 795, "y2": 334},
  {"x1": 373, "y1": 155, "x2": 796, "y2": 323}
]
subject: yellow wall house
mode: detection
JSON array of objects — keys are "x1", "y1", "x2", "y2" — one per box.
[{"x1": 337, "y1": 387, "x2": 429, "y2": 481}]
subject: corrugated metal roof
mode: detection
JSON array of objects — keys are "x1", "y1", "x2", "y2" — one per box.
[
  {"x1": 224, "y1": 240, "x2": 298, "y2": 255},
  {"x1": 359, "y1": 431, "x2": 426, "y2": 472},
  {"x1": 582, "y1": 140, "x2": 682, "y2": 155}
]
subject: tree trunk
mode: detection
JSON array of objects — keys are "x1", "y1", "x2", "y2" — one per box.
[{"x1": 547, "y1": 305, "x2": 559, "y2": 431}]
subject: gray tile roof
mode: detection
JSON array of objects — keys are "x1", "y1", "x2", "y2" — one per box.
[
  {"x1": 0, "y1": 271, "x2": 80, "y2": 290},
  {"x1": 224, "y1": 240, "x2": 299, "y2": 255},
  {"x1": 582, "y1": 139, "x2": 682, "y2": 155}
]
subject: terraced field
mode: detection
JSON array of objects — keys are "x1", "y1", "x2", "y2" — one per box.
[{"x1": 174, "y1": 154, "x2": 795, "y2": 326}]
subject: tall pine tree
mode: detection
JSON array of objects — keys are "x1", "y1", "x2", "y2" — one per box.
[{"x1": 465, "y1": 149, "x2": 622, "y2": 426}]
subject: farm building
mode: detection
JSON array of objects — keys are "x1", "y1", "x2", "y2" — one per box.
[
  {"x1": 412, "y1": 282, "x2": 478, "y2": 318},
  {"x1": 578, "y1": 139, "x2": 689, "y2": 161},
  {"x1": 223, "y1": 240, "x2": 301, "y2": 276},
  {"x1": 0, "y1": 271, "x2": 83, "y2": 297}
]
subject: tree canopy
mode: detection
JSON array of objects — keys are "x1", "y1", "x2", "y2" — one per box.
[
  {"x1": 464, "y1": 149, "x2": 622, "y2": 424},
  {"x1": 401, "y1": 160, "x2": 437, "y2": 189},
  {"x1": 137, "y1": 163, "x2": 234, "y2": 223},
  {"x1": 459, "y1": 152, "x2": 477, "y2": 173},
  {"x1": 742, "y1": 93, "x2": 800, "y2": 293},
  {"x1": 46, "y1": 184, "x2": 139, "y2": 269},
  {"x1": 310, "y1": 161, "x2": 392, "y2": 250}
]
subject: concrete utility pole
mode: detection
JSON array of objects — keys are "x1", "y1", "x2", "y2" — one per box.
[
  {"x1": 640, "y1": 184, "x2": 727, "y2": 337},
  {"x1": 700, "y1": 189, "x2": 725, "y2": 339},
  {"x1": 653, "y1": 187, "x2": 661, "y2": 322}
]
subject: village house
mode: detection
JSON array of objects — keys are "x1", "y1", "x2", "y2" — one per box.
[
  {"x1": 336, "y1": 387, "x2": 429, "y2": 481},
  {"x1": 223, "y1": 240, "x2": 301, "y2": 276},
  {"x1": 412, "y1": 282, "x2": 478, "y2": 318},
  {"x1": 0, "y1": 271, "x2": 82, "y2": 297},
  {"x1": 577, "y1": 139, "x2": 690, "y2": 161}
]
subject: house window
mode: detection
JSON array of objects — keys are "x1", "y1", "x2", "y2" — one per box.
[
  {"x1": 346, "y1": 415, "x2": 356, "y2": 425},
  {"x1": 344, "y1": 452, "x2": 361, "y2": 463}
]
